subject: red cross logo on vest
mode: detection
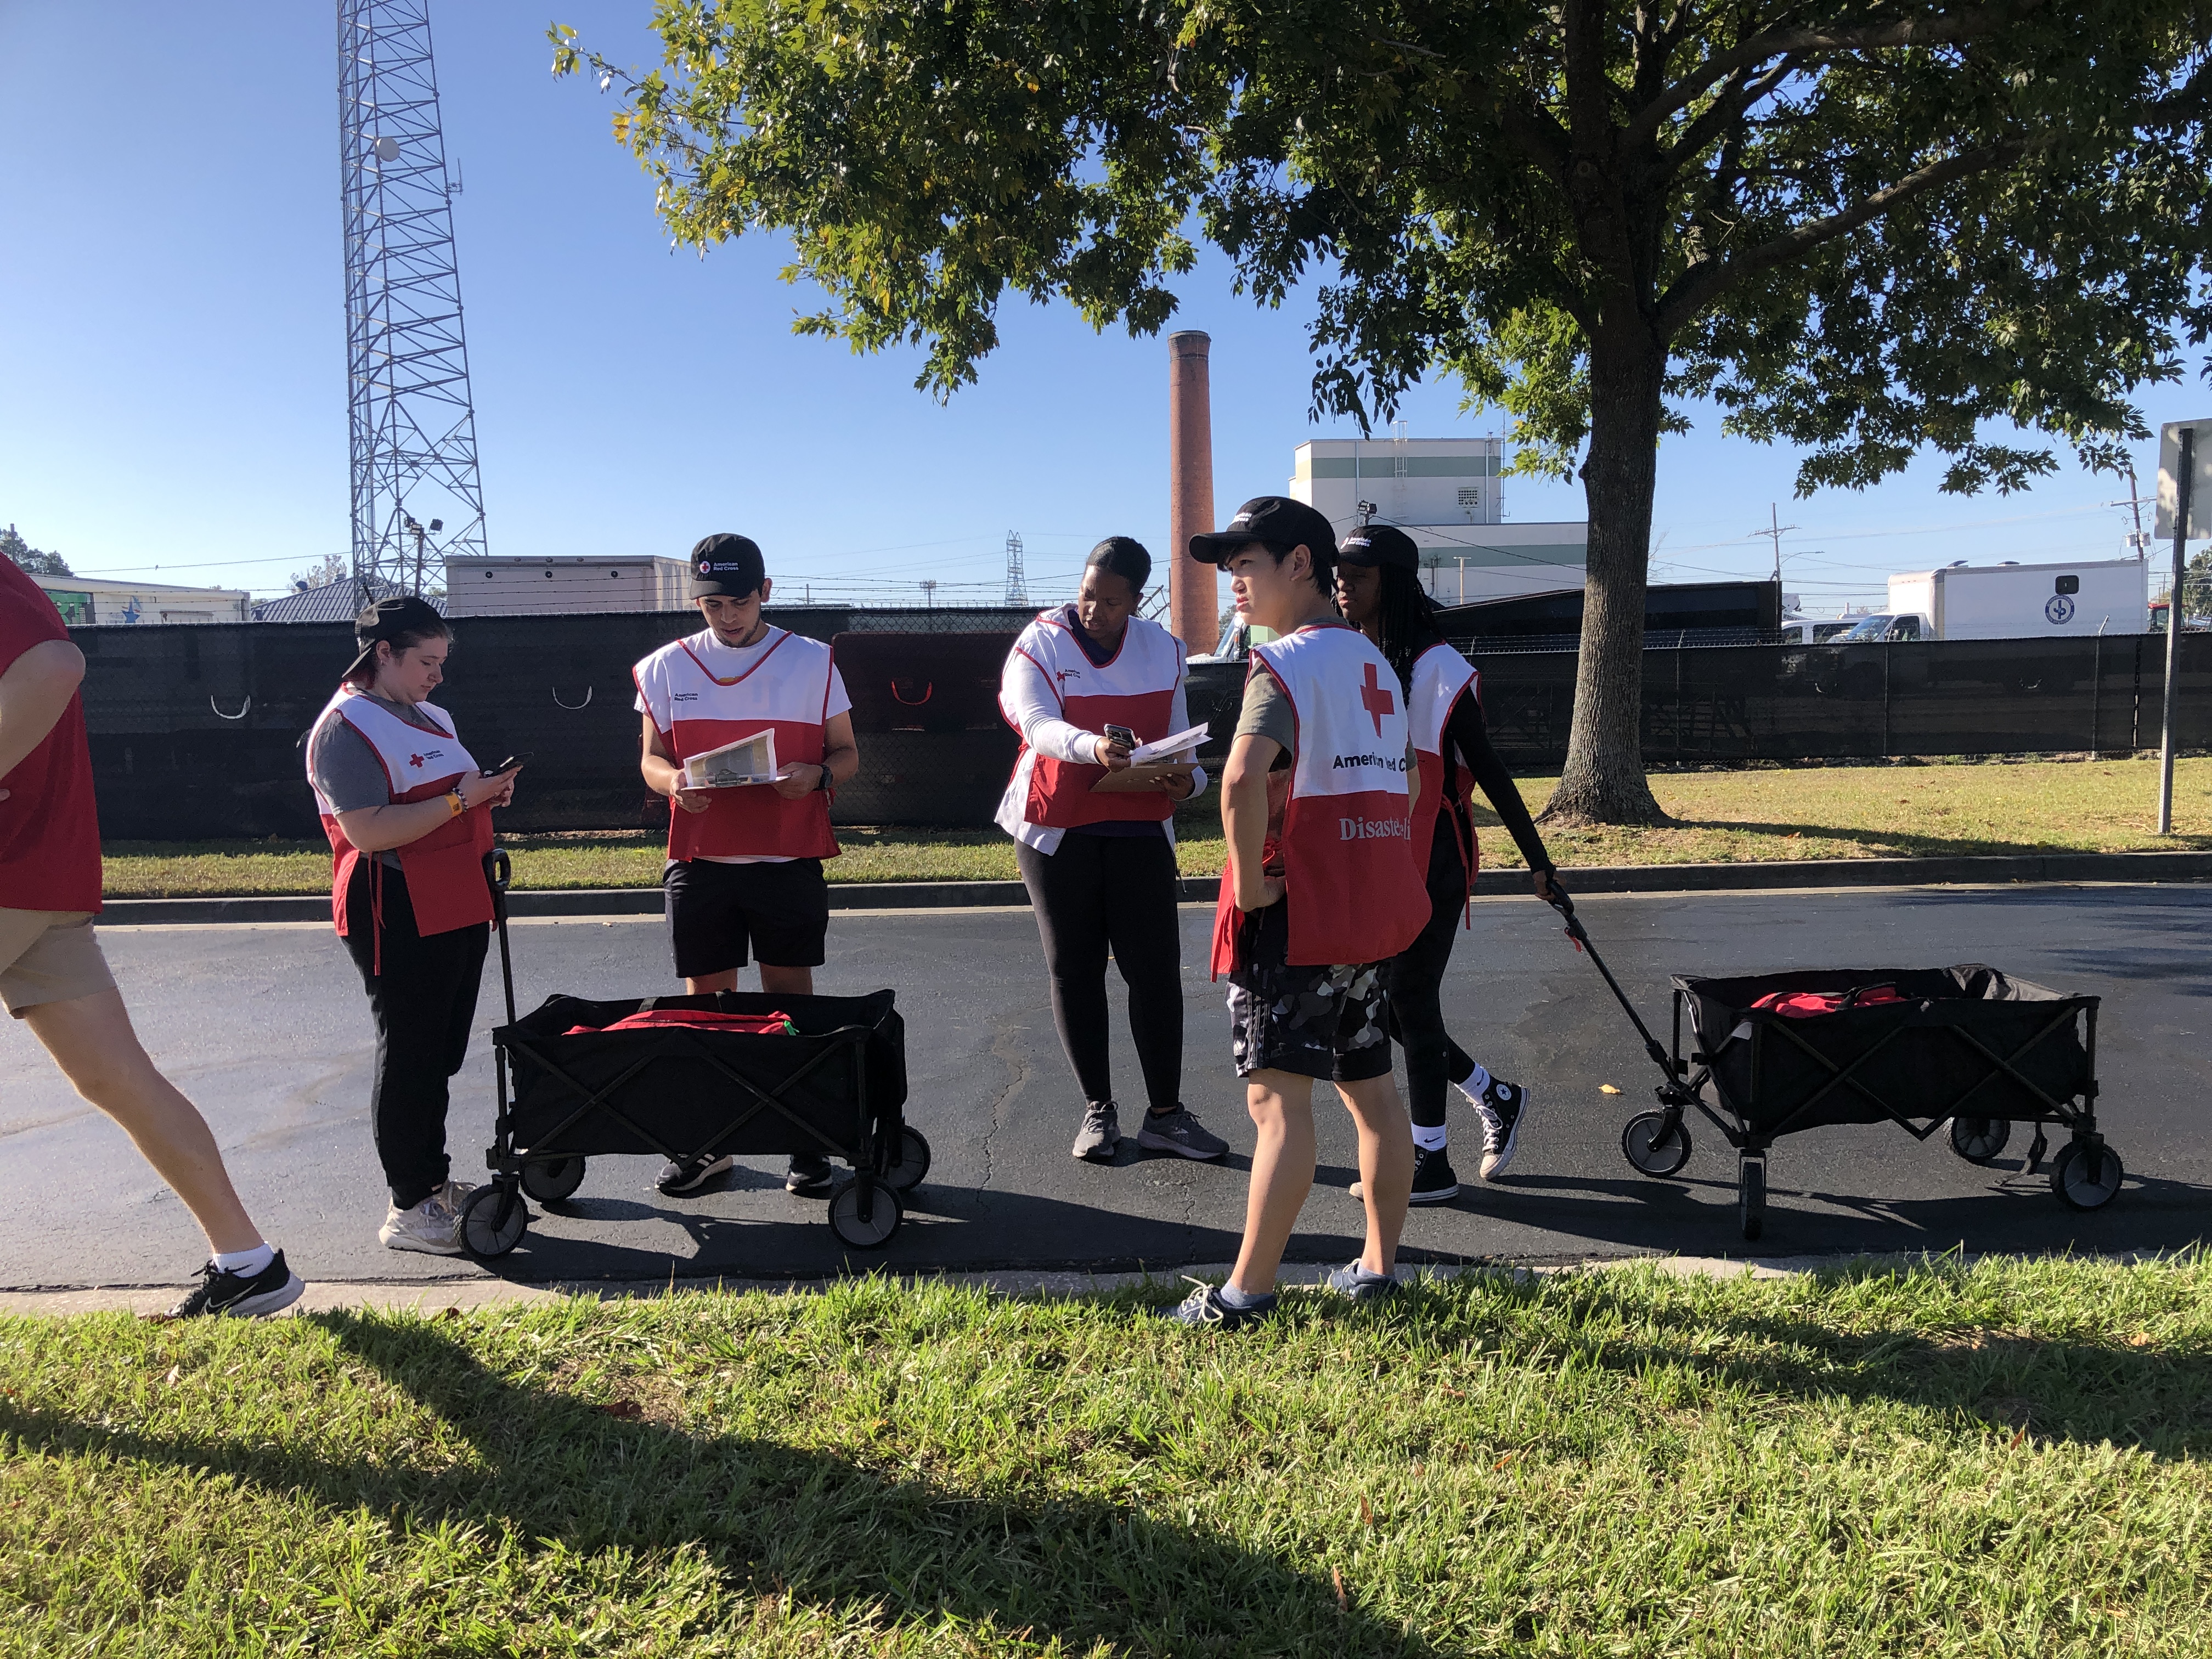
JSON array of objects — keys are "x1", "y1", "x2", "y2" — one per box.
[
  {"x1": 407, "y1": 753, "x2": 425, "y2": 769},
  {"x1": 1359, "y1": 661, "x2": 1395, "y2": 737}
]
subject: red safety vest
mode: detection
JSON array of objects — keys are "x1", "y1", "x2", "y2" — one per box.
[
  {"x1": 632, "y1": 627, "x2": 840, "y2": 861},
  {"x1": 1210, "y1": 625, "x2": 1429, "y2": 975},
  {"x1": 307, "y1": 686, "x2": 495, "y2": 947},
  {"x1": 1407, "y1": 641, "x2": 1480, "y2": 886},
  {"x1": 1002, "y1": 611, "x2": 1181, "y2": 829}
]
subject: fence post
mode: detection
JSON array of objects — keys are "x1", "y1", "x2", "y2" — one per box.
[
  {"x1": 2091, "y1": 629, "x2": 2103, "y2": 755},
  {"x1": 1881, "y1": 650, "x2": 1892, "y2": 757}
]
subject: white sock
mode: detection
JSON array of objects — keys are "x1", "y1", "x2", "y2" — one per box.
[
  {"x1": 211, "y1": 1242, "x2": 274, "y2": 1278},
  {"x1": 1455, "y1": 1060, "x2": 1492, "y2": 1100},
  {"x1": 1413, "y1": 1122, "x2": 1448, "y2": 1153}
]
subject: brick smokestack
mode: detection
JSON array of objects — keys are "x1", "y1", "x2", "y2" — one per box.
[{"x1": 1167, "y1": 330, "x2": 1216, "y2": 656}]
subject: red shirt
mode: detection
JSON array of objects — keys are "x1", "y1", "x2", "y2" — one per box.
[{"x1": 0, "y1": 557, "x2": 101, "y2": 912}]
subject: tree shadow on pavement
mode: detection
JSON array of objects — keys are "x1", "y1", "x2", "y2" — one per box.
[{"x1": 0, "y1": 1310, "x2": 1437, "y2": 1656}]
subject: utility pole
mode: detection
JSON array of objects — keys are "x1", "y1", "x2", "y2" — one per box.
[
  {"x1": 2159, "y1": 428, "x2": 2192, "y2": 834},
  {"x1": 1753, "y1": 503, "x2": 1797, "y2": 592}
]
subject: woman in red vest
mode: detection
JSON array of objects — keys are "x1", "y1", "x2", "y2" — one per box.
[
  {"x1": 1334, "y1": 524, "x2": 1561, "y2": 1204},
  {"x1": 997, "y1": 537, "x2": 1228, "y2": 1165},
  {"x1": 306, "y1": 598, "x2": 521, "y2": 1256}
]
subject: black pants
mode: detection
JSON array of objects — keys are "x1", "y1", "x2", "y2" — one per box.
[
  {"x1": 1387, "y1": 818, "x2": 1480, "y2": 1129},
  {"x1": 1014, "y1": 830, "x2": 1184, "y2": 1114},
  {"x1": 343, "y1": 860, "x2": 490, "y2": 1210}
]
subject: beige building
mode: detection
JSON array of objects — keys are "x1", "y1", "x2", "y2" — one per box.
[
  {"x1": 444, "y1": 555, "x2": 693, "y2": 616},
  {"x1": 34, "y1": 574, "x2": 251, "y2": 625}
]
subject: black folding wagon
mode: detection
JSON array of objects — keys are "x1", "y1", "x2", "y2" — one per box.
[
  {"x1": 1549, "y1": 890, "x2": 2119, "y2": 1242},
  {"x1": 454, "y1": 853, "x2": 930, "y2": 1258}
]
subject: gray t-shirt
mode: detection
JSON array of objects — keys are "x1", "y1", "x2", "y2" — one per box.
[{"x1": 308, "y1": 693, "x2": 453, "y2": 868}]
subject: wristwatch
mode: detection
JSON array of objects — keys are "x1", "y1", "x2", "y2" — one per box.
[{"x1": 814, "y1": 764, "x2": 833, "y2": 793}]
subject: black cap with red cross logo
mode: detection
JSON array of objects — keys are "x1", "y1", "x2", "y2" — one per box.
[{"x1": 688, "y1": 533, "x2": 766, "y2": 597}]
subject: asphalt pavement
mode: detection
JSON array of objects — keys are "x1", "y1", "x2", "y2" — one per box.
[{"x1": 2, "y1": 883, "x2": 2205, "y2": 1290}]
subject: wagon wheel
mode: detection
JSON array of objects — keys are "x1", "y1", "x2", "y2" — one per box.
[
  {"x1": 461, "y1": 1183, "x2": 529, "y2": 1257},
  {"x1": 1738, "y1": 1159, "x2": 1767, "y2": 1242},
  {"x1": 1946, "y1": 1117, "x2": 2011, "y2": 1166},
  {"x1": 2050, "y1": 1141, "x2": 2124, "y2": 1211},
  {"x1": 883, "y1": 1125, "x2": 932, "y2": 1193},
  {"x1": 1621, "y1": 1110, "x2": 1692, "y2": 1178},
  {"x1": 521, "y1": 1156, "x2": 587, "y2": 1204},
  {"x1": 827, "y1": 1178, "x2": 903, "y2": 1249}
]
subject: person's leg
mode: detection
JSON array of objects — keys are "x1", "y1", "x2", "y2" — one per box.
[
  {"x1": 1226, "y1": 1068, "x2": 1317, "y2": 1297},
  {"x1": 758, "y1": 963, "x2": 813, "y2": 995},
  {"x1": 666, "y1": 860, "x2": 752, "y2": 996},
  {"x1": 741, "y1": 859, "x2": 837, "y2": 1192},
  {"x1": 1014, "y1": 836, "x2": 1116, "y2": 1104},
  {"x1": 1335, "y1": 1070, "x2": 1415, "y2": 1277},
  {"x1": 347, "y1": 868, "x2": 478, "y2": 1211},
  {"x1": 1103, "y1": 833, "x2": 1186, "y2": 1116},
  {"x1": 21, "y1": 987, "x2": 263, "y2": 1255}
]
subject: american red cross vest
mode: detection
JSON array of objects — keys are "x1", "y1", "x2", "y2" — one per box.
[
  {"x1": 1210, "y1": 624, "x2": 1429, "y2": 974},
  {"x1": 633, "y1": 627, "x2": 840, "y2": 861},
  {"x1": 306, "y1": 686, "x2": 494, "y2": 940},
  {"x1": 1004, "y1": 611, "x2": 1180, "y2": 829},
  {"x1": 1408, "y1": 641, "x2": 1480, "y2": 882}
]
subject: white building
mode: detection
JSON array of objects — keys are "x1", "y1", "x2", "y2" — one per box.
[
  {"x1": 444, "y1": 555, "x2": 694, "y2": 616},
  {"x1": 1288, "y1": 436, "x2": 1589, "y2": 603},
  {"x1": 33, "y1": 574, "x2": 250, "y2": 625}
]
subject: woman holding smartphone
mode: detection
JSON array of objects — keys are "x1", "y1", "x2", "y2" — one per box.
[
  {"x1": 306, "y1": 596, "x2": 521, "y2": 1255},
  {"x1": 996, "y1": 537, "x2": 1228, "y2": 1165}
]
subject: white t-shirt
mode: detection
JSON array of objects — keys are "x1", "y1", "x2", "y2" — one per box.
[{"x1": 635, "y1": 627, "x2": 853, "y2": 863}]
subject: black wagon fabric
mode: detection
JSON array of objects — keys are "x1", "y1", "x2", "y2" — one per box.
[
  {"x1": 1672, "y1": 964, "x2": 2093, "y2": 1136},
  {"x1": 497, "y1": 987, "x2": 905, "y2": 1159}
]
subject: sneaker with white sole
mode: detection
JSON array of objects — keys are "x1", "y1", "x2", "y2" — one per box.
[
  {"x1": 1071, "y1": 1102, "x2": 1121, "y2": 1161},
  {"x1": 1350, "y1": 1144, "x2": 1459, "y2": 1204},
  {"x1": 1476, "y1": 1077, "x2": 1532, "y2": 1180},
  {"x1": 785, "y1": 1152, "x2": 834, "y2": 1197},
  {"x1": 657, "y1": 1153, "x2": 735, "y2": 1195},
  {"x1": 167, "y1": 1250, "x2": 306, "y2": 1318},
  {"x1": 1155, "y1": 1279, "x2": 1276, "y2": 1327},
  {"x1": 1135, "y1": 1106, "x2": 1228, "y2": 1161},
  {"x1": 377, "y1": 1180, "x2": 474, "y2": 1255},
  {"x1": 1324, "y1": 1259, "x2": 1400, "y2": 1303}
]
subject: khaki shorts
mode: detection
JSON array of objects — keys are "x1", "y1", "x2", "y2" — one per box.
[{"x1": 0, "y1": 910, "x2": 116, "y2": 1017}]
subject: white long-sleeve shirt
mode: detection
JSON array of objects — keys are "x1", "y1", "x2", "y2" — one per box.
[{"x1": 992, "y1": 610, "x2": 1209, "y2": 855}]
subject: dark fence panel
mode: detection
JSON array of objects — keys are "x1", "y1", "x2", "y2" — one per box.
[{"x1": 70, "y1": 614, "x2": 2208, "y2": 840}]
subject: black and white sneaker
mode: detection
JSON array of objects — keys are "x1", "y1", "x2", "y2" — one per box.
[
  {"x1": 785, "y1": 1152, "x2": 835, "y2": 1197},
  {"x1": 656, "y1": 1153, "x2": 735, "y2": 1196},
  {"x1": 1476, "y1": 1077, "x2": 1533, "y2": 1180},
  {"x1": 166, "y1": 1251, "x2": 306, "y2": 1319},
  {"x1": 1350, "y1": 1145, "x2": 1460, "y2": 1205}
]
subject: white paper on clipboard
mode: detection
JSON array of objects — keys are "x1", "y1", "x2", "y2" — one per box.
[
  {"x1": 1127, "y1": 723, "x2": 1209, "y2": 764},
  {"x1": 682, "y1": 729, "x2": 779, "y2": 788}
]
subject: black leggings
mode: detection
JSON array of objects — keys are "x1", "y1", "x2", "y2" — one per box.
[
  {"x1": 343, "y1": 860, "x2": 490, "y2": 1210},
  {"x1": 1387, "y1": 820, "x2": 1480, "y2": 1129},
  {"x1": 1014, "y1": 830, "x2": 1184, "y2": 1114}
]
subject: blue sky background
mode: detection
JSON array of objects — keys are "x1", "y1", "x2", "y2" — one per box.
[{"x1": 2, "y1": 2, "x2": 2203, "y2": 611}]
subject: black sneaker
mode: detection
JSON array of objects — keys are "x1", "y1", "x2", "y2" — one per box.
[
  {"x1": 785, "y1": 1152, "x2": 835, "y2": 1197},
  {"x1": 656, "y1": 1153, "x2": 735, "y2": 1195},
  {"x1": 1476, "y1": 1078, "x2": 1533, "y2": 1180},
  {"x1": 166, "y1": 1251, "x2": 306, "y2": 1319},
  {"x1": 1349, "y1": 1146, "x2": 1460, "y2": 1204}
]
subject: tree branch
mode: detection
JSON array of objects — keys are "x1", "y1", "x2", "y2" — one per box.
[
  {"x1": 1656, "y1": 132, "x2": 2040, "y2": 329},
  {"x1": 1622, "y1": 3, "x2": 2038, "y2": 148}
]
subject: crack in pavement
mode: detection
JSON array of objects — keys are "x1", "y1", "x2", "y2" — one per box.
[{"x1": 974, "y1": 1018, "x2": 1035, "y2": 1211}]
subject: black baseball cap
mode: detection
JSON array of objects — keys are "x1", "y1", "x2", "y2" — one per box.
[
  {"x1": 345, "y1": 593, "x2": 448, "y2": 681},
  {"x1": 689, "y1": 532, "x2": 766, "y2": 597},
  {"x1": 1338, "y1": 522, "x2": 1421, "y2": 573},
  {"x1": 1187, "y1": 496, "x2": 1339, "y2": 566}
]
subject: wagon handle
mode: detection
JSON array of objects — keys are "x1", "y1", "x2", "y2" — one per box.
[
  {"x1": 486, "y1": 847, "x2": 518, "y2": 1027},
  {"x1": 1546, "y1": 881, "x2": 1675, "y2": 1080}
]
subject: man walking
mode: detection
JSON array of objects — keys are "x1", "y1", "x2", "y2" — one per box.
[{"x1": 1, "y1": 551, "x2": 304, "y2": 1316}]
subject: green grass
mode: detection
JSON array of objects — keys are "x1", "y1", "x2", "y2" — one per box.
[
  {"x1": 3, "y1": 1256, "x2": 2210, "y2": 1655},
  {"x1": 100, "y1": 754, "x2": 2211, "y2": 896}
]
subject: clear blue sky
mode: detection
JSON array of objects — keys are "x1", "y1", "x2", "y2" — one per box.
[{"x1": 2, "y1": 2, "x2": 2203, "y2": 610}]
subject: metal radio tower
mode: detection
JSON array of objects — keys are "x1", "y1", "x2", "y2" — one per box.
[
  {"x1": 1004, "y1": 530, "x2": 1029, "y2": 608},
  {"x1": 339, "y1": 0, "x2": 487, "y2": 596}
]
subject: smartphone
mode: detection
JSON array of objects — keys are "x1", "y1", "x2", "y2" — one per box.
[
  {"x1": 1103, "y1": 724, "x2": 1138, "y2": 752},
  {"x1": 481, "y1": 753, "x2": 529, "y2": 776}
]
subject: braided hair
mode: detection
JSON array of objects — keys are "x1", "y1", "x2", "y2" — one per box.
[{"x1": 1370, "y1": 562, "x2": 1447, "y2": 693}]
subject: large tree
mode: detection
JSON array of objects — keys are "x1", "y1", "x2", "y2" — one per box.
[
  {"x1": 1, "y1": 523, "x2": 71, "y2": 578},
  {"x1": 556, "y1": 2, "x2": 2211, "y2": 822}
]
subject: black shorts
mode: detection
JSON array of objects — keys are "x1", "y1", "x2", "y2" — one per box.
[
  {"x1": 1224, "y1": 900, "x2": 1393, "y2": 1083},
  {"x1": 664, "y1": 858, "x2": 830, "y2": 978}
]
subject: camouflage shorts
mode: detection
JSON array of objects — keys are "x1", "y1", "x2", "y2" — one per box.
[{"x1": 1224, "y1": 903, "x2": 1393, "y2": 1082}]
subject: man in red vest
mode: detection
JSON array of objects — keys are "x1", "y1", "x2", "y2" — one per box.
[
  {"x1": 1, "y1": 551, "x2": 303, "y2": 1316},
  {"x1": 1160, "y1": 498, "x2": 1430, "y2": 1328},
  {"x1": 634, "y1": 534, "x2": 859, "y2": 1198}
]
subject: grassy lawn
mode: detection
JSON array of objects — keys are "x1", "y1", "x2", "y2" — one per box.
[
  {"x1": 2, "y1": 1256, "x2": 2208, "y2": 1655},
  {"x1": 100, "y1": 754, "x2": 2211, "y2": 896}
]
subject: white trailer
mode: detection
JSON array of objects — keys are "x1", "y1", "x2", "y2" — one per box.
[{"x1": 1885, "y1": 557, "x2": 2148, "y2": 641}]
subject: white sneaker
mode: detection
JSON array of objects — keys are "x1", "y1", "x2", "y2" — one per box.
[{"x1": 377, "y1": 1179, "x2": 475, "y2": 1255}]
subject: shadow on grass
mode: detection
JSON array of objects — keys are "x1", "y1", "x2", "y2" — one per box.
[{"x1": 0, "y1": 1310, "x2": 1436, "y2": 1656}]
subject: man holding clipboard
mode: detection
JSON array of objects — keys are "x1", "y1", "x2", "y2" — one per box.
[
  {"x1": 996, "y1": 537, "x2": 1229, "y2": 1166},
  {"x1": 634, "y1": 533, "x2": 859, "y2": 1198}
]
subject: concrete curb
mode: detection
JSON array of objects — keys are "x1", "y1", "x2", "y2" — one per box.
[{"x1": 98, "y1": 849, "x2": 2212, "y2": 926}]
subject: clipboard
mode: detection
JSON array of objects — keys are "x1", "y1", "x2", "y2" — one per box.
[{"x1": 1092, "y1": 762, "x2": 1196, "y2": 793}]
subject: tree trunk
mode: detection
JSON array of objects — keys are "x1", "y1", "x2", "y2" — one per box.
[{"x1": 1540, "y1": 330, "x2": 1669, "y2": 826}]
